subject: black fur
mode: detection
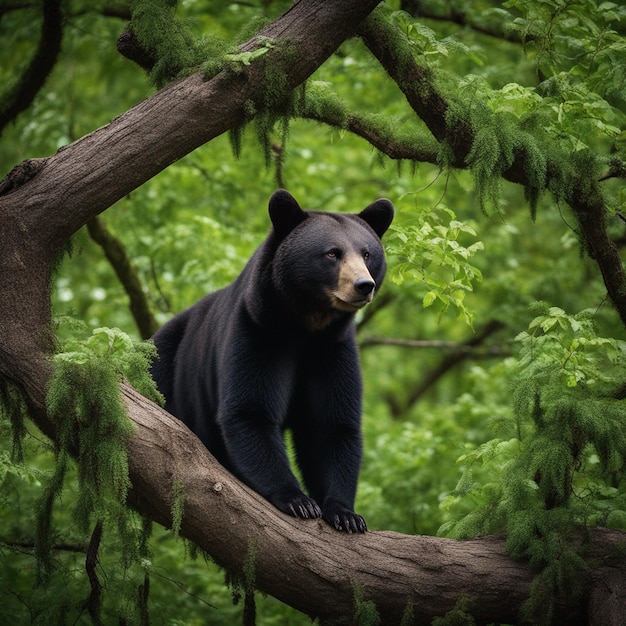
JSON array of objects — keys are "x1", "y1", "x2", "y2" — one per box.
[{"x1": 151, "y1": 190, "x2": 394, "y2": 532}]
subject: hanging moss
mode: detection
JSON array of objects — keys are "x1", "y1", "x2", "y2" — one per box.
[
  {"x1": 0, "y1": 379, "x2": 28, "y2": 462},
  {"x1": 226, "y1": 542, "x2": 257, "y2": 626},
  {"x1": 431, "y1": 596, "x2": 476, "y2": 626},
  {"x1": 224, "y1": 36, "x2": 300, "y2": 165},
  {"x1": 170, "y1": 478, "x2": 185, "y2": 538},
  {"x1": 36, "y1": 327, "x2": 161, "y2": 583},
  {"x1": 352, "y1": 584, "x2": 381, "y2": 626}
]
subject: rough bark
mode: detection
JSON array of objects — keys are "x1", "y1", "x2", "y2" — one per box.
[{"x1": 0, "y1": 1, "x2": 625, "y2": 624}]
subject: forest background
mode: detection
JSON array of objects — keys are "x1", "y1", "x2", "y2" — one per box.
[{"x1": 1, "y1": 0, "x2": 626, "y2": 624}]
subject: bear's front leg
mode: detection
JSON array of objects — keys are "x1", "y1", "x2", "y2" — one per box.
[
  {"x1": 293, "y1": 422, "x2": 367, "y2": 533},
  {"x1": 291, "y1": 339, "x2": 368, "y2": 533},
  {"x1": 218, "y1": 408, "x2": 321, "y2": 520}
]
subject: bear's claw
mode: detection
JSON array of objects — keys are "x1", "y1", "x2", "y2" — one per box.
[
  {"x1": 323, "y1": 505, "x2": 367, "y2": 533},
  {"x1": 274, "y1": 492, "x2": 322, "y2": 519}
]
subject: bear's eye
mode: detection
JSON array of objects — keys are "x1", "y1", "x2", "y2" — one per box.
[
  {"x1": 363, "y1": 251, "x2": 370, "y2": 261},
  {"x1": 326, "y1": 248, "x2": 341, "y2": 259}
]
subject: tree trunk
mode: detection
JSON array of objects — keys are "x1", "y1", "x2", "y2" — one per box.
[{"x1": 0, "y1": 1, "x2": 624, "y2": 624}]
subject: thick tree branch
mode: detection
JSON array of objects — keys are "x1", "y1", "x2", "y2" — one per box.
[
  {"x1": 0, "y1": 0, "x2": 64, "y2": 136},
  {"x1": 359, "y1": 10, "x2": 626, "y2": 329},
  {"x1": 120, "y1": 382, "x2": 623, "y2": 624},
  {"x1": 359, "y1": 10, "x2": 466, "y2": 154}
]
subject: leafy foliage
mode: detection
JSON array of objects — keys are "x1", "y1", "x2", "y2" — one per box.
[
  {"x1": 442, "y1": 304, "x2": 626, "y2": 621},
  {"x1": 386, "y1": 204, "x2": 483, "y2": 326}
]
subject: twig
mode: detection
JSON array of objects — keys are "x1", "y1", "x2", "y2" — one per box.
[{"x1": 360, "y1": 336, "x2": 509, "y2": 356}]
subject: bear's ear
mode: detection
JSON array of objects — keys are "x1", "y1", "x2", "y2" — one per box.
[
  {"x1": 268, "y1": 189, "x2": 307, "y2": 239},
  {"x1": 359, "y1": 199, "x2": 394, "y2": 238}
]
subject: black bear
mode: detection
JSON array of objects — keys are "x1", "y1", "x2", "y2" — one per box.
[{"x1": 151, "y1": 190, "x2": 394, "y2": 532}]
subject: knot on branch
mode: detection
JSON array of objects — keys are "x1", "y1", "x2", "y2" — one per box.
[
  {"x1": 0, "y1": 158, "x2": 49, "y2": 196},
  {"x1": 117, "y1": 30, "x2": 156, "y2": 73}
]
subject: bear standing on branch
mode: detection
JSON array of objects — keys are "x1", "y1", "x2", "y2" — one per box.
[{"x1": 151, "y1": 190, "x2": 394, "y2": 532}]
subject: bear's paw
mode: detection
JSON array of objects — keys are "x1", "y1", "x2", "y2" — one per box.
[
  {"x1": 270, "y1": 490, "x2": 322, "y2": 520},
  {"x1": 323, "y1": 501, "x2": 367, "y2": 534}
]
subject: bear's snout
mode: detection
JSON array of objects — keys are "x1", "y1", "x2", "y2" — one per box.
[
  {"x1": 354, "y1": 278, "x2": 375, "y2": 296},
  {"x1": 330, "y1": 252, "x2": 378, "y2": 311}
]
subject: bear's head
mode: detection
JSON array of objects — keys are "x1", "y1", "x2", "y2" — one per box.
[{"x1": 269, "y1": 189, "x2": 394, "y2": 330}]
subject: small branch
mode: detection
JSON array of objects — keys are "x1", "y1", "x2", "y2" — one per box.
[
  {"x1": 1, "y1": 539, "x2": 87, "y2": 553},
  {"x1": 0, "y1": 0, "x2": 64, "y2": 136},
  {"x1": 137, "y1": 572, "x2": 150, "y2": 626},
  {"x1": 116, "y1": 29, "x2": 157, "y2": 73},
  {"x1": 356, "y1": 291, "x2": 395, "y2": 332},
  {"x1": 86, "y1": 216, "x2": 159, "y2": 340},
  {"x1": 568, "y1": 183, "x2": 626, "y2": 328},
  {"x1": 85, "y1": 520, "x2": 104, "y2": 626},
  {"x1": 299, "y1": 104, "x2": 440, "y2": 164},
  {"x1": 385, "y1": 320, "x2": 506, "y2": 417},
  {"x1": 598, "y1": 157, "x2": 626, "y2": 182},
  {"x1": 360, "y1": 336, "x2": 509, "y2": 356},
  {"x1": 402, "y1": 2, "x2": 537, "y2": 45},
  {"x1": 0, "y1": 158, "x2": 49, "y2": 195}
]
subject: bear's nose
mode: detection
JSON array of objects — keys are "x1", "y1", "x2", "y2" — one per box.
[{"x1": 354, "y1": 278, "x2": 376, "y2": 295}]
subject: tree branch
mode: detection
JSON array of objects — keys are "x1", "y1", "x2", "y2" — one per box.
[
  {"x1": 120, "y1": 382, "x2": 623, "y2": 624},
  {"x1": 86, "y1": 216, "x2": 158, "y2": 340},
  {"x1": 358, "y1": 9, "x2": 626, "y2": 329},
  {"x1": 400, "y1": 319, "x2": 506, "y2": 414},
  {"x1": 0, "y1": 0, "x2": 64, "y2": 136},
  {"x1": 360, "y1": 336, "x2": 508, "y2": 356},
  {"x1": 362, "y1": 321, "x2": 507, "y2": 417},
  {"x1": 401, "y1": 1, "x2": 536, "y2": 45},
  {"x1": 298, "y1": 99, "x2": 440, "y2": 163},
  {"x1": 85, "y1": 520, "x2": 104, "y2": 625}
]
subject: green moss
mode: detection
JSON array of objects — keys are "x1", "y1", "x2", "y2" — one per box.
[
  {"x1": 225, "y1": 37, "x2": 299, "y2": 164},
  {"x1": 129, "y1": 0, "x2": 229, "y2": 86},
  {"x1": 227, "y1": 542, "x2": 257, "y2": 625},
  {"x1": 431, "y1": 596, "x2": 476, "y2": 625},
  {"x1": 352, "y1": 584, "x2": 381, "y2": 626},
  {"x1": 35, "y1": 327, "x2": 160, "y2": 582},
  {"x1": 0, "y1": 379, "x2": 28, "y2": 461},
  {"x1": 298, "y1": 81, "x2": 349, "y2": 127},
  {"x1": 170, "y1": 478, "x2": 185, "y2": 538}
]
